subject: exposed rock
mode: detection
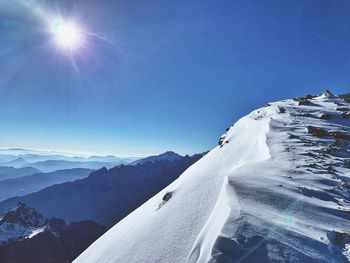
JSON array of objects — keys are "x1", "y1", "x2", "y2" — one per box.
[
  {"x1": 331, "y1": 131, "x2": 350, "y2": 141},
  {"x1": 341, "y1": 181, "x2": 350, "y2": 190},
  {"x1": 320, "y1": 113, "x2": 333, "y2": 120},
  {"x1": 337, "y1": 107, "x2": 350, "y2": 112},
  {"x1": 278, "y1": 106, "x2": 286, "y2": 113},
  {"x1": 307, "y1": 126, "x2": 329, "y2": 137},
  {"x1": 218, "y1": 134, "x2": 227, "y2": 147},
  {"x1": 0, "y1": 203, "x2": 106, "y2": 263},
  {"x1": 341, "y1": 112, "x2": 350, "y2": 119},
  {"x1": 0, "y1": 202, "x2": 46, "y2": 229},
  {"x1": 162, "y1": 192, "x2": 172, "y2": 202},
  {"x1": 307, "y1": 126, "x2": 350, "y2": 141}
]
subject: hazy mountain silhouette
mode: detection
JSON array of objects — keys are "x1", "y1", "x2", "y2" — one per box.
[
  {"x1": 0, "y1": 166, "x2": 41, "y2": 181},
  {"x1": 0, "y1": 153, "x2": 204, "y2": 227},
  {"x1": 27, "y1": 160, "x2": 123, "y2": 173},
  {"x1": 1, "y1": 158, "x2": 29, "y2": 168},
  {"x1": 131, "y1": 151, "x2": 182, "y2": 165},
  {"x1": 0, "y1": 168, "x2": 93, "y2": 202}
]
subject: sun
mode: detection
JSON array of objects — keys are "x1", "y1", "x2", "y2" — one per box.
[{"x1": 52, "y1": 21, "x2": 84, "y2": 50}]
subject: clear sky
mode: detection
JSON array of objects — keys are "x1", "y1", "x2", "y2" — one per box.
[{"x1": 0, "y1": 0, "x2": 350, "y2": 156}]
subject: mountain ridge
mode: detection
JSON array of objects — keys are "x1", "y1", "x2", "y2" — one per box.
[
  {"x1": 0, "y1": 168, "x2": 93, "y2": 202},
  {"x1": 131, "y1": 151, "x2": 182, "y2": 165},
  {"x1": 75, "y1": 92, "x2": 350, "y2": 263},
  {"x1": 0, "y1": 203, "x2": 106, "y2": 263},
  {"x1": 0, "y1": 154, "x2": 205, "y2": 227}
]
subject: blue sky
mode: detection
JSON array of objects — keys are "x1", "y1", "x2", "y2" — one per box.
[{"x1": 1, "y1": 0, "x2": 350, "y2": 156}]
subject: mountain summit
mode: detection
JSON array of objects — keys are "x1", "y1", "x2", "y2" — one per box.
[
  {"x1": 320, "y1": 90, "x2": 336, "y2": 98},
  {"x1": 75, "y1": 92, "x2": 350, "y2": 263},
  {"x1": 131, "y1": 151, "x2": 182, "y2": 165},
  {"x1": 0, "y1": 202, "x2": 47, "y2": 244},
  {"x1": 0, "y1": 203, "x2": 106, "y2": 263}
]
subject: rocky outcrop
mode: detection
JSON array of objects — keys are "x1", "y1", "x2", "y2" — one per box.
[{"x1": 0, "y1": 203, "x2": 106, "y2": 263}]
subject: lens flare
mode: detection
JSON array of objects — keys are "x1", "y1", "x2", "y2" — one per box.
[{"x1": 52, "y1": 21, "x2": 84, "y2": 50}]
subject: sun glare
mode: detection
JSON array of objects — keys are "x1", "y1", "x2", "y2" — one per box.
[{"x1": 52, "y1": 21, "x2": 84, "y2": 50}]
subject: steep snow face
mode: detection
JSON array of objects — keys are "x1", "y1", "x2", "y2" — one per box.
[{"x1": 75, "y1": 92, "x2": 350, "y2": 263}]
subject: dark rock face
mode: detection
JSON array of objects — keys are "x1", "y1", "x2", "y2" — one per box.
[
  {"x1": 0, "y1": 204, "x2": 106, "y2": 263},
  {"x1": 0, "y1": 202, "x2": 46, "y2": 228},
  {"x1": 320, "y1": 113, "x2": 333, "y2": 120},
  {"x1": 0, "y1": 154, "x2": 204, "y2": 227},
  {"x1": 332, "y1": 131, "x2": 350, "y2": 141},
  {"x1": 340, "y1": 92, "x2": 350, "y2": 103},
  {"x1": 162, "y1": 192, "x2": 172, "y2": 201},
  {"x1": 307, "y1": 126, "x2": 329, "y2": 137},
  {"x1": 341, "y1": 112, "x2": 350, "y2": 119},
  {"x1": 307, "y1": 126, "x2": 350, "y2": 141}
]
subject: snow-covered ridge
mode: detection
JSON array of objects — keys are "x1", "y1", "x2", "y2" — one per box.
[{"x1": 75, "y1": 91, "x2": 350, "y2": 263}]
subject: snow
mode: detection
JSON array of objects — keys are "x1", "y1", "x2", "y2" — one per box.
[
  {"x1": 75, "y1": 92, "x2": 350, "y2": 263},
  {"x1": 26, "y1": 228, "x2": 45, "y2": 239},
  {"x1": 0, "y1": 222, "x2": 32, "y2": 243},
  {"x1": 0, "y1": 203, "x2": 48, "y2": 244},
  {"x1": 0, "y1": 222, "x2": 45, "y2": 243},
  {"x1": 344, "y1": 244, "x2": 350, "y2": 261}
]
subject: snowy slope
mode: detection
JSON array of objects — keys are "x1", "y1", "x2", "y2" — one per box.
[{"x1": 75, "y1": 92, "x2": 350, "y2": 263}]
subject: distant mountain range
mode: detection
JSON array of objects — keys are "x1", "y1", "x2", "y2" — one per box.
[
  {"x1": 25, "y1": 159, "x2": 125, "y2": 173},
  {"x1": 0, "y1": 151, "x2": 205, "y2": 263},
  {"x1": 0, "y1": 168, "x2": 93, "y2": 202},
  {"x1": 1, "y1": 158, "x2": 29, "y2": 167},
  {"x1": 0, "y1": 203, "x2": 106, "y2": 263},
  {"x1": 0, "y1": 149, "x2": 141, "y2": 203},
  {"x1": 0, "y1": 166, "x2": 41, "y2": 181},
  {"x1": 131, "y1": 151, "x2": 182, "y2": 165},
  {"x1": 0, "y1": 148, "x2": 139, "y2": 172},
  {"x1": 0, "y1": 153, "x2": 205, "y2": 227}
]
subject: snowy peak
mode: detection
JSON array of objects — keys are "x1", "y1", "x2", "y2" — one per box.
[
  {"x1": 0, "y1": 203, "x2": 106, "y2": 263},
  {"x1": 131, "y1": 151, "x2": 182, "y2": 165},
  {"x1": 75, "y1": 92, "x2": 350, "y2": 263},
  {"x1": 0, "y1": 203, "x2": 49, "y2": 244},
  {"x1": 320, "y1": 89, "x2": 336, "y2": 98},
  {"x1": 0, "y1": 202, "x2": 46, "y2": 228}
]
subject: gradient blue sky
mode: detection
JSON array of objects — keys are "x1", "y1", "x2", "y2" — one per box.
[{"x1": 1, "y1": 0, "x2": 350, "y2": 156}]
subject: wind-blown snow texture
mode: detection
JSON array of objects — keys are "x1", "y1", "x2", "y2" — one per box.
[{"x1": 75, "y1": 92, "x2": 350, "y2": 263}]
